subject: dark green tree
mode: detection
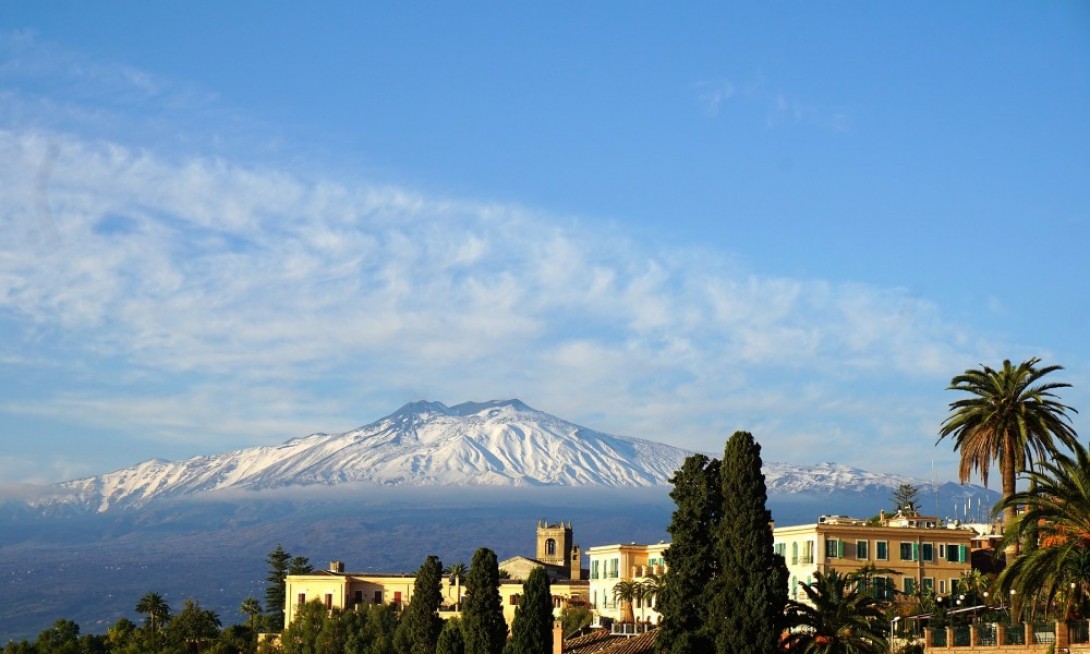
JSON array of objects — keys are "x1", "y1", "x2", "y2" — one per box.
[
  {"x1": 281, "y1": 600, "x2": 331, "y2": 654},
  {"x1": 396, "y1": 555, "x2": 445, "y2": 654},
  {"x1": 35, "y1": 619, "x2": 81, "y2": 654},
  {"x1": 436, "y1": 619, "x2": 466, "y2": 654},
  {"x1": 711, "y1": 431, "x2": 788, "y2": 654},
  {"x1": 461, "y1": 548, "x2": 508, "y2": 654},
  {"x1": 656, "y1": 454, "x2": 721, "y2": 653},
  {"x1": 508, "y1": 567, "x2": 553, "y2": 654},
  {"x1": 939, "y1": 358, "x2": 1078, "y2": 559},
  {"x1": 165, "y1": 598, "x2": 222, "y2": 653},
  {"x1": 265, "y1": 545, "x2": 293, "y2": 630},
  {"x1": 290, "y1": 555, "x2": 314, "y2": 575}
]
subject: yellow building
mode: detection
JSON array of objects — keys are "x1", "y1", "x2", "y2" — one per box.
[
  {"x1": 284, "y1": 560, "x2": 588, "y2": 628},
  {"x1": 585, "y1": 541, "x2": 667, "y2": 623},
  {"x1": 773, "y1": 513, "x2": 974, "y2": 603}
]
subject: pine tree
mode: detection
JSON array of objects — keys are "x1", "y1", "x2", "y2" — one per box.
[
  {"x1": 398, "y1": 555, "x2": 445, "y2": 654},
  {"x1": 656, "y1": 454, "x2": 721, "y2": 653},
  {"x1": 264, "y1": 545, "x2": 293, "y2": 630},
  {"x1": 712, "y1": 431, "x2": 788, "y2": 654},
  {"x1": 461, "y1": 548, "x2": 508, "y2": 654},
  {"x1": 508, "y1": 567, "x2": 553, "y2": 654}
]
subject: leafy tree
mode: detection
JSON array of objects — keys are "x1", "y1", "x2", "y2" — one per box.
[
  {"x1": 558, "y1": 604, "x2": 592, "y2": 638},
  {"x1": 939, "y1": 358, "x2": 1078, "y2": 559},
  {"x1": 166, "y1": 598, "x2": 222, "y2": 653},
  {"x1": 264, "y1": 545, "x2": 293, "y2": 630},
  {"x1": 436, "y1": 619, "x2": 467, "y2": 654},
  {"x1": 397, "y1": 555, "x2": 444, "y2": 654},
  {"x1": 445, "y1": 562, "x2": 468, "y2": 610},
  {"x1": 891, "y1": 483, "x2": 920, "y2": 515},
  {"x1": 996, "y1": 438, "x2": 1090, "y2": 620},
  {"x1": 508, "y1": 567, "x2": 553, "y2": 654},
  {"x1": 782, "y1": 571, "x2": 887, "y2": 654},
  {"x1": 656, "y1": 454, "x2": 721, "y2": 653},
  {"x1": 106, "y1": 617, "x2": 137, "y2": 649},
  {"x1": 136, "y1": 591, "x2": 172, "y2": 649},
  {"x1": 461, "y1": 547, "x2": 508, "y2": 654},
  {"x1": 710, "y1": 430, "x2": 788, "y2": 654},
  {"x1": 281, "y1": 599, "x2": 331, "y2": 654},
  {"x1": 36, "y1": 619, "x2": 81, "y2": 654}
]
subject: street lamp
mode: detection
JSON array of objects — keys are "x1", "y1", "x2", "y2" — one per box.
[{"x1": 890, "y1": 616, "x2": 901, "y2": 654}]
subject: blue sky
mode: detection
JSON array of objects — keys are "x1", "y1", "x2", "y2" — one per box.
[{"x1": 1, "y1": 2, "x2": 1087, "y2": 486}]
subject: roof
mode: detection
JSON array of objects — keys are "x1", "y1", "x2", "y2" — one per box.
[{"x1": 563, "y1": 628, "x2": 658, "y2": 654}]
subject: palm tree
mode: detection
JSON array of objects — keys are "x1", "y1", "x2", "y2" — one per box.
[
  {"x1": 996, "y1": 439, "x2": 1090, "y2": 620},
  {"x1": 240, "y1": 596, "x2": 262, "y2": 640},
  {"x1": 782, "y1": 571, "x2": 888, "y2": 654},
  {"x1": 641, "y1": 572, "x2": 665, "y2": 622},
  {"x1": 938, "y1": 358, "x2": 1079, "y2": 559},
  {"x1": 612, "y1": 580, "x2": 639, "y2": 623},
  {"x1": 444, "y1": 562, "x2": 467, "y2": 611},
  {"x1": 136, "y1": 591, "x2": 171, "y2": 648}
]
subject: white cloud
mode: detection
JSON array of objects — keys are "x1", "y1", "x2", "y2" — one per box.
[{"x1": 0, "y1": 126, "x2": 997, "y2": 475}]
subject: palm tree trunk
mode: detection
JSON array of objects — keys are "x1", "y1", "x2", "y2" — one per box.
[{"x1": 1002, "y1": 441, "x2": 1020, "y2": 561}]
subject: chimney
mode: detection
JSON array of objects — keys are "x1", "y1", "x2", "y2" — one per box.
[
  {"x1": 553, "y1": 619, "x2": 564, "y2": 654},
  {"x1": 330, "y1": 561, "x2": 345, "y2": 573}
]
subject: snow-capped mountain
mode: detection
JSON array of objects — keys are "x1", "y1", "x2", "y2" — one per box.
[
  {"x1": 55, "y1": 399, "x2": 694, "y2": 512},
  {"x1": 46, "y1": 399, "x2": 996, "y2": 516}
]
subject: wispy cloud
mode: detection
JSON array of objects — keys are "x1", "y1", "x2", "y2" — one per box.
[{"x1": 0, "y1": 127, "x2": 991, "y2": 474}]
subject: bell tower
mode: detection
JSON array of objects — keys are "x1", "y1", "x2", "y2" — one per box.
[{"x1": 536, "y1": 520, "x2": 573, "y2": 568}]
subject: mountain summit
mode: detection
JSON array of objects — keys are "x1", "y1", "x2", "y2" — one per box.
[{"x1": 57, "y1": 399, "x2": 694, "y2": 511}]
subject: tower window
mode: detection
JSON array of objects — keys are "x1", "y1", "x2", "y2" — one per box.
[{"x1": 546, "y1": 539, "x2": 557, "y2": 556}]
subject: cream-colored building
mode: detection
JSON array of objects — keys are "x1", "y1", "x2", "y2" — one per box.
[
  {"x1": 284, "y1": 520, "x2": 589, "y2": 628},
  {"x1": 773, "y1": 513, "x2": 974, "y2": 603},
  {"x1": 586, "y1": 541, "x2": 667, "y2": 623},
  {"x1": 284, "y1": 561, "x2": 588, "y2": 627}
]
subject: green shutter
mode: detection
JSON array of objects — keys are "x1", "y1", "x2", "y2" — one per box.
[
  {"x1": 959, "y1": 545, "x2": 967, "y2": 563},
  {"x1": 838, "y1": 540, "x2": 845, "y2": 558},
  {"x1": 912, "y1": 543, "x2": 919, "y2": 561}
]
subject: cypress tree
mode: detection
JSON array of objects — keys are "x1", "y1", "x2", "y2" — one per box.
[
  {"x1": 712, "y1": 431, "x2": 788, "y2": 654},
  {"x1": 508, "y1": 567, "x2": 553, "y2": 654},
  {"x1": 436, "y1": 619, "x2": 466, "y2": 654},
  {"x1": 656, "y1": 454, "x2": 721, "y2": 654},
  {"x1": 461, "y1": 548, "x2": 508, "y2": 654},
  {"x1": 399, "y1": 555, "x2": 444, "y2": 654}
]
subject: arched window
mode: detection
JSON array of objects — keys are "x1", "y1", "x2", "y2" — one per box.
[{"x1": 545, "y1": 538, "x2": 557, "y2": 556}]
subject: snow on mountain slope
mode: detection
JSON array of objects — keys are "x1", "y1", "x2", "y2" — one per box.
[
  {"x1": 55, "y1": 400, "x2": 693, "y2": 512},
  {"x1": 47, "y1": 399, "x2": 993, "y2": 515}
]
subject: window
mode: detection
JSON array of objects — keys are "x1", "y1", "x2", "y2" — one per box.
[
  {"x1": 792, "y1": 542, "x2": 799, "y2": 564},
  {"x1": 825, "y1": 539, "x2": 842, "y2": 559},
  {"x1": 856, "y1": 540, "x2": 869, "y2": 560},
  {"x1": 921, "y1": 543, "x2": 934, "y2": 562},
  {"x1": 899, "y1": 542, "x2": 916, "y2": 561},
  {"x1": 876, "y1": 541, "x2": 888, "y2": 560},
  {"x1": 774, "y1": 543, "x2": 786, "y2": 557},
  {"x1": 509, "y1": 594, "x2": 519, "y2": 606},
  {"x1": 324, "y1": 594, "x2": 333, "y2": 610},
  {"x1": 393, "y1": 591, "x2": 402, "y2": 606},
  {"x1": 353, "y1": 590, "x2": 363, "y2": 605},
  {"x1": 939, "y1": 579, "x2": 947, "y2": 595},
  {"x1": 951, "y1": 579, "x2": 960, "y2": 595},
  {"x1": 904, "y1": 577, "x2": 916, "y2": 594},
  {"x1": 922, "y1": 578, "x2": 934, "y2": 593},
  {"x1": 591, "y1": 560, "x2": 600, "y2": 580},
  {"x1": 873, "y1": 577, "x2": 894, "y2": 601},
  {"x1": 939, "y1": 544, "x2": 947, "y2": 560},
  {"x1": 546, "y1": 539, "x2": 557, "y2": 556},
  {"x1": 791, "y1": 576, "x2": 798, "y2": 600},
  {"x1": 297, "y1": 593, "x2": 306, "y2": 606},
  {"x1": 374, "y1": 590, "x2": 383, "y2": 604},
  {"x1": 947, "y1": 544, "x2": 964, "y2": 562},
  {"x1": 610, "y1": 558, "x2": 619, "y2": 578}
]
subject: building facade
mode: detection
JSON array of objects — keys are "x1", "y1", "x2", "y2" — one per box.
[
  {"x1": 585, "y1": 541, "x2": 667, "y2": 623},
  {"x1": 773, "y1": 513, "x2": 975, "y2": 603}
]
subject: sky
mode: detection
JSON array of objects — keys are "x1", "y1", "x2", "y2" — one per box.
[{"x1": 0, "y1": 2, "x2": 1087, "y2": 487}]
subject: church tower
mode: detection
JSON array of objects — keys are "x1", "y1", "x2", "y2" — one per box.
[{"x1": 536, "y1": 520, "x2": 573, "y2": 568}]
